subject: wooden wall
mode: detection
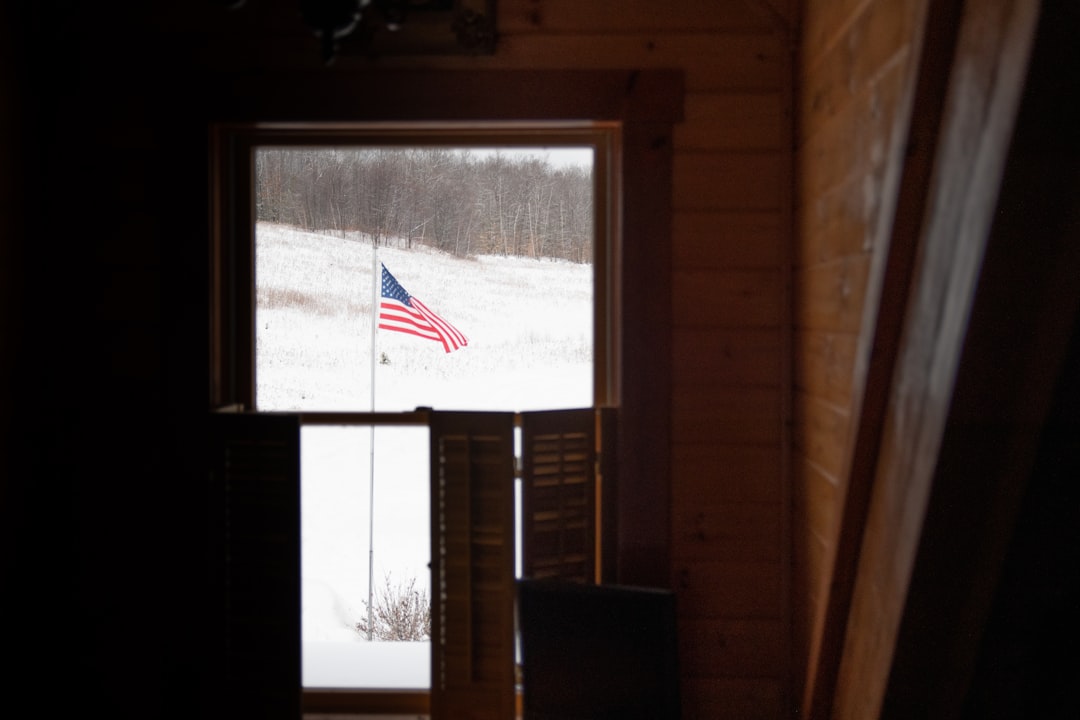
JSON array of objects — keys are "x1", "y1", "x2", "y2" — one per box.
[
  {"x1": 480, "y1": 4, "x2": 798, "y2": 717},
  {"x1": 794, "y1": 0, "x2": 1048, "y2": 717},
  {"x1": 793, "y1": 0, "x2": 925, "y2": 715},
  {"x1": 490, "y1": 4, "x2": 796, "y2": 717}
]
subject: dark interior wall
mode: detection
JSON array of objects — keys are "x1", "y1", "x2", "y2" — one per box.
[
  {"x1": 959, "y1": 6, "x2": 1080, "y2": 713},
  {"x1": 961, "y1": 322, "x2": 1080, "y2": 719},
  {"x1": 1, "y1": 3, "x2": 20, "y2": 512},
  {"x1": 3, "y1": 6, "x2": 212, "y2": 716},
  {"x1": 2, "y1": 3, "x2": 795, "y2": 719},
  {"x1": 793, "y1": 0, "x2": 1080, "y2": 717},
  {"x1": 4, "y1": 5, "x2": 679, "y2": 717},
  {"x1": 884, "y1": 2, "x2": 1080, "y2": 715}
]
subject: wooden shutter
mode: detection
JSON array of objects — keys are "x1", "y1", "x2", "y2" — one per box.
[
  {"x1": 207, "y1": 412, "x2": 301, "y2": 720},
  {"x1": 429, "y1": 411, "x2": 516, "y2": 720},
  {"x1": 597, "y1": 406, "x2": 618, "y2": 584},
  {"x1": 520, "y1": 408, "x2": 606, "y2": 584}
]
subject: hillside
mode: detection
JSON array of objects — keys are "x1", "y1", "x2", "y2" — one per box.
[
  {"x1": 255, "y1": 221, "x2": 593, "y2": 413},
  {"x1": 254, "y1": 221, "x2": 594, "y2": 688}
]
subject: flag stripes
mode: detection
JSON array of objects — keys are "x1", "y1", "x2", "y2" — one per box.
[{"x1": 378, "y1": 264, "x2": 468, "y2": 353}]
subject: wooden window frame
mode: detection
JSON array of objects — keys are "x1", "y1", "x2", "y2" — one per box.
[
  {"x1": 210, "y1": 121, "x2": 620, "y2": 412},
  {"x1": 215, "y1": 125, "x2": 615, "y2": 716},
  {"x1": 207, "y1": 69, "x2": 680, "y2": 717}
]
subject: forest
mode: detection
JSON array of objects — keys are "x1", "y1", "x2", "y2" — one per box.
[{"x1": 255, "y1": 147, "x2": 594, "y2": 262}]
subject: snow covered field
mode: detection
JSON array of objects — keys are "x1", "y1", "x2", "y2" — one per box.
[{"x1": 254, "y1": 222, "x2": 593, "y2": 688}]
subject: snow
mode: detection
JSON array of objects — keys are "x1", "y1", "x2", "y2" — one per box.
[{"x1": 254, "y1": 222, "x2": 593, "y2": 689}]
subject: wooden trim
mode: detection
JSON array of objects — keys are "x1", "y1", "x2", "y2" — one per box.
[
  {"x1": 297, "y1": 410, "x2": 431, "y2": 426},
  {"x1": 598, "y1": 406, "x2": 619, "y2": 584},
  {"x1": 302, "y1": 689, "x2": 430, "y2": 714},
  {"x1": 302, "y1": 688, "x2": 525, "y2": 716},
  {"x1": 803, "y1": 0, "x2": 953, "y2": 711},
  {"x1": 809, "y1": 0, "x2": 1042, "y2": 717},
  {"x1": 882, "y1": 1, "x2": 1071, "y2": 715},
  {"x1": 209, "y1": 125, "x2": 258, "y2": 409},
  {"x1": 204, "y1": 69, "x2": 684, "y2": 124}
]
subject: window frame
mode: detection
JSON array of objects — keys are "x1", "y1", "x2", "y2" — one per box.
[
  {"x1": 212, "y1": 123, "x2": 621, "y2": 715},
  {"x1": 207, "y1": 67, "x2": 680, "y2": 718},
  {"x1": 211, "y1": 122, "x2": 621, "y2": 413}
]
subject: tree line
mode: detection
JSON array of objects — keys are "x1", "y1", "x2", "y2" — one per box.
[{"x1": 256, "y1": 147, "x2": 594, "y2": 263}]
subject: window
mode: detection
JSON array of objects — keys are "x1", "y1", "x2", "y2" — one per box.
[
  {"x1": 211, "y1": 125, "x2": 619, "y2": 411},
  {"x1": 207, "y1": 67, "x2": 679, "y2": 720},
  {"x1": 252, "y1": 143, "x2": 604, "y2": 414},
  {"x1": 210, "y1": 123, "x2": 624, "y2": 717}
]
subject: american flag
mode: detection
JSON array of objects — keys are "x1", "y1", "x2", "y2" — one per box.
[{"x1": 378, "y1": 263, "x2": 469, "y2": 353}]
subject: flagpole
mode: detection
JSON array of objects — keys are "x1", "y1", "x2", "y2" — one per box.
[{"x1": 367, "y1": 241, "x2": 377, "y2": 641}]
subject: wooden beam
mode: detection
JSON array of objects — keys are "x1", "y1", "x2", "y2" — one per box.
[
  {"x1": 803, "y1": 0, "x2": 957, "y2": 710},
  {"x1": 883, "y1": 0, "x2": 1078, "y2": 715},
  {"x1": 807, "y1": 0, "x2": 1041, "y2": 717},
  {"x1": 205, "y1": 69, "x2": 684, "y2": 124}
]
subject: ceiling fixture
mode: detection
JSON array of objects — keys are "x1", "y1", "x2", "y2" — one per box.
[
  {"x1": 301, "y1": 0, "x2": 368, "y2": 64},
  {"x1": 215, "y1": 1, "x2": 495, "y2": 65}
]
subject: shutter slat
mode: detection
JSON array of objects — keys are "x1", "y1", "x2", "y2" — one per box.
[
  {"x1": 207, "y1": 412, "x2": 301, "y2": 720},
  {"x1": 430, "y1": 411, "x2": 516, "y2": 720},
  {"x1": 521, "y1": 408, "x2": 601, "y2": 584}
]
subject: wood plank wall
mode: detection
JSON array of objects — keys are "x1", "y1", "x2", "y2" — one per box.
[
  {"x1": 809, "y1": 1, "x2": 1043, "y2": 717},
  {"x1": 793, "y1": 0, "x2": 926, "y2": 716},
  {"x1": 152, "y1": 1, "x2": 798, "y2": 718},
  {"x1": 382, "y1": 3, "x2": 797, "y2": 717}
]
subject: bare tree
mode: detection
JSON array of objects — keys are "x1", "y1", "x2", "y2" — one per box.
[
  {"x1": 255, "y1": 147, "x2": 594, "y2": 262},
  {"x1": 355, "y1": 573, "x2": 431, "y2": 641}
]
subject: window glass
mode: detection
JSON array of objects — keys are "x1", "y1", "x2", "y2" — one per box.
[
  {"x1": 253, "y1": 144, "x2": 599, "y2": 692},
  {"x1": 254, "y1": 146, "x2": 595, "y2": 413},
  {"x1": 301, "y1": 424, "x2": 430, "y2": 689}
]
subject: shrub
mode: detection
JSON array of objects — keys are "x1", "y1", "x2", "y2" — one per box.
[{"x1": 355, "y1": 573, "x2": 431, "y2": 641}]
